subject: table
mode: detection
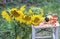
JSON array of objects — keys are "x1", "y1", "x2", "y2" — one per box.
[{"x1": 32, "y1": 22, "x2": 59, "y2": 39}]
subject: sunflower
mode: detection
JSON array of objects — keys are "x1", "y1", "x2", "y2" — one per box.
[
  {"x1": 10, "y1": 8, "x2": 19, "y2": 17},
  {"x1": 1, "y1": 11, "x2": 11, "y2": 22},
  {"x1": 15, "y1": 15, "x2": 24, "y2": 23},
  {"x1": 11, "y1": 10, "x2": 20, "y2": 17},
  {"x1": 14, "y1": 11, "x2": 24, "y2": 22},
  {"x1": 22, "y1": 15, "x2": 32, "y2": 24},
  {"x1": 10, "y1": 8, "x2": 24, "y2": 23},
  {"x1": 32, "y1": 15, "x2": 43, "y2": 26}
]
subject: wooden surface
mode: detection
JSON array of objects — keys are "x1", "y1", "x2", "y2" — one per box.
[{"x1": 32, "y1": 22, "x2": 59, "y2": 28}]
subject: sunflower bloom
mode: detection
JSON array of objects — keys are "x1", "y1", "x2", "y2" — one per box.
[
  {"x1": 15, "y1": 11, "x2": 24, "y2": 22},
  {"x1": 1, "y1": 11, "x2": 11, "y2": 22},
  {"x1": 32, "y1": 15, "x2": 42, "y2": 26},
  {"x1": 15, "y1": 16, "x2": 24, "y2": 23},
  {"x1": 11, "y1": 10, "x2": 20, "y2": 17},
  {"x1": 22, "y1": 15, "x2": 32, "y2": 24}
]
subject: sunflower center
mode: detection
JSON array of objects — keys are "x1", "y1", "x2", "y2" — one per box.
[
  {"x1": 34, "y1": 17, "x2": 40, "y2": 23},
  {"x1": 11, "y1": 10, "x2": 20, "y2": 17},
  {"x1": 24, "y1": 15, "x2": 31, "y2": 21}
]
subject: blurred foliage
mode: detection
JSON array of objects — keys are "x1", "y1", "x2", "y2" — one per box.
[
  {"x1": 0, "y1": 18, "x2": 15, "y2": 39},
  {"x1": 0, "y1": 0, "x2": 60, "y2": 39}
]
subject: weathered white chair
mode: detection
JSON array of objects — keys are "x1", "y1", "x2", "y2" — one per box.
[{"x1": 32, "y1": 22, "x2": 59, "y2": 39}]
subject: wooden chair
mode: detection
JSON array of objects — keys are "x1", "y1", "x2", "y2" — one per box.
[{"x1": 32, "y1": 22, "x2": 59, "y2": 39}]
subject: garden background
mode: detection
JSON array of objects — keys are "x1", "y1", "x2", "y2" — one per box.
[{"x1": 0, "y1": 0, "x2": 60, "y2": 39}]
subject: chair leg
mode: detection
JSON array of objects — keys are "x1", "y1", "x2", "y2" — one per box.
[
  {"x1": 52, "y1": 28, "x2": 55, "y2": 39},
  {"x1": 32, "y1": 26, "x2": 35, "y2": 39},
  {"x1": 55, "y1": 27, "x2": 59, "y2": 39}
]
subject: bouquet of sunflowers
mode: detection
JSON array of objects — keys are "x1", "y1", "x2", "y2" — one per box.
[{"x1": 1, "y1": 5, "x2": 45, "y2": 39}]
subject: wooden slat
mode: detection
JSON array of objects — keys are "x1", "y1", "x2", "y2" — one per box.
[
  {"x1": 32, "y1": 22, "x2": 59, "y2": 28},
  {"x1": 36, "y1": 36, "x2": 52, "y2": 39}
]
